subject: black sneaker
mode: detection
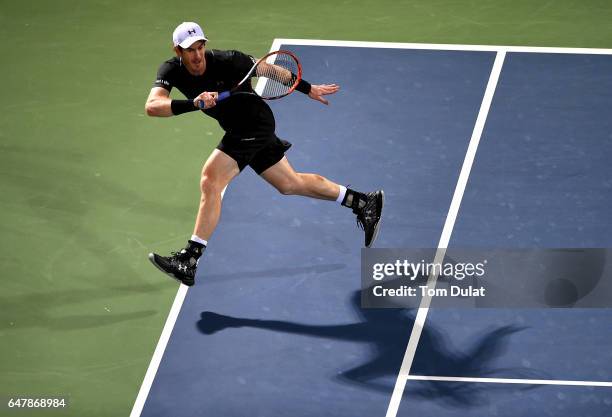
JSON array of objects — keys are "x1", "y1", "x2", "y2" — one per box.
[
  {"x1": 354, "y1": 190, "x2": 384, "y2": 248},
  {"x1": 148, "y1": 249, "x2": 198, "y2": 286}
]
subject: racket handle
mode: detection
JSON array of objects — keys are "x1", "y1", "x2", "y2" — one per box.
[{"x1": 197, "y1": 91, "x2": 231, "y2": 109}]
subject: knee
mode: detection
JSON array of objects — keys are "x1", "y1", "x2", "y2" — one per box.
[
  {"x1": 276, "y1": 176, "x2": 303, "y2": 196},
  {"x1": 199, "y1": 174, "x2": 223, "y2": 196}
]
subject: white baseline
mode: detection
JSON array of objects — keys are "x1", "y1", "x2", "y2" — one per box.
[{"x1": 407, "y1": 375, "x2": 612, "y2": 388}]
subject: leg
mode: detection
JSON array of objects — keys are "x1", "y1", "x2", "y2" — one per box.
[
  {"x1": 193, "y1": 149, "x2": 240, "y2": 240},
  {"x1": 260, "y1": 156, "x2": 384, "y2": 248},
  {"x1": 259, "y1": 156, "x2": 340, "y2": 200},
  {"x1": 149, "y1": 149, "x2": 239, "y2": 286}
]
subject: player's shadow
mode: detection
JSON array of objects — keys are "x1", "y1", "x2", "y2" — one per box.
[{"x1": 197, "y1": 287, "x2": 542, "y2": 406}]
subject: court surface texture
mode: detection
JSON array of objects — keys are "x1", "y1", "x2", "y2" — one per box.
[{"x1": 133, "y1": 41, "x2": 612, "y2": 417}]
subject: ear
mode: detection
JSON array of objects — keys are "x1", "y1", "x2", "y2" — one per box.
[{"x1": 173, "y1": 46, "x2": 182, "y2": 57}]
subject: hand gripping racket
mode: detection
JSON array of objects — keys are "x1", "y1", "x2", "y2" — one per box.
[{"x1": 197, "y1": 50, "x2": 302, "y2": 109}]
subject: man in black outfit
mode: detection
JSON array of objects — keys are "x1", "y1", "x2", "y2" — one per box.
[{"x1": 146, "y1": 22, "x2": 383, "y2": 286}]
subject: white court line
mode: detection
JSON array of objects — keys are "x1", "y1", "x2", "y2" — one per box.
[
  {"x1": 130, "y1": 183, "x2": 232, "y2": 417},
  {"x1": 406, "y1": 375, "x2": 612, "y2": 388},
  {"x1": 130, "y1": 284, "x2": 188, "y2": 417},
  {"x1": 383, "y1": 50, "x2": 507, "y2": 417},
  {"x1": 130, "y1": 182, "x2": 230, "y2": 417},
  {"x1": 274, "y1": 38, "x2": 612, "y2": 55}
]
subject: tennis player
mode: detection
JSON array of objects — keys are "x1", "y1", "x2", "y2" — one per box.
[{"x1": 146, "y1": 22, "x2": 384, "y2": 286}]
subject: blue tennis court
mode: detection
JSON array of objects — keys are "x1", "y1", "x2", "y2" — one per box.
[{"x1": 135, "y1": 42, "x2": 612, "y2": 417}]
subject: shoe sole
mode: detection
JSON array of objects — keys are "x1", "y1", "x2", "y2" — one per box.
[
  {"x1": 366, "y1": 190, "x2": 385, "y2": 248},
  {"x1": 148, "y1": 253, "x2": 194, "y2": 287}
]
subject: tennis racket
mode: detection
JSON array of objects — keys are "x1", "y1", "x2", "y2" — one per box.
[{"x1": 197, "y1": 50, "x2": 302, "y2": 108}]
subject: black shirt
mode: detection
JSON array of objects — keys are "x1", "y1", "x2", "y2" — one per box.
[{"x1": 153, "y1": 49, "x2": 276, "y2": 136}]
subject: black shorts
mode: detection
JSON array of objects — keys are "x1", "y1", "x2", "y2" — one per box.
[{"x1": 216, "y1": 132, "x2": 292, "y2": 174}]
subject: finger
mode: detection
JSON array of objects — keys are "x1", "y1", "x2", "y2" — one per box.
[{"x1": 322, "y1": 86, "x2": 339, "y2": 94}]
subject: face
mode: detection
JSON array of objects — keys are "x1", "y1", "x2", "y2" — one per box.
[{"x1": 175, "y1": 40, "x2": 206, "y2": 75}]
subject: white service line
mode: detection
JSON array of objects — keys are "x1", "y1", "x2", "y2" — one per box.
[
  {"x1": 406, "y1": 375, "x2": 612, "y2": 388},
  {"x1": 384, "y1": 50, "x2": 507, "y2": 417}
]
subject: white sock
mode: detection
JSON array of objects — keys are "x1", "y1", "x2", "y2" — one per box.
[
  {"x1": 336, "y1": 185, "x2": 347, "y2": 204},
  {"x1": 190, "y1": 234, "x2": 208, "y2": 247}
]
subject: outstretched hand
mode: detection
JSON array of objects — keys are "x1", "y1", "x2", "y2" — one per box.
[{"x1": 308, "y1": 84, "x2": 340, "y2": 105}]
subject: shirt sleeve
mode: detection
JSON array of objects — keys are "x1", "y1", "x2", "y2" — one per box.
[{"x1": 153, "y1": 61, "x2": 175, "y2": 91}]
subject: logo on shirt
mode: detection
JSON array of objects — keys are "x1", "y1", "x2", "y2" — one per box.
[{"x1": 156, "y1": 79, "x2": 170, "y2": 86}]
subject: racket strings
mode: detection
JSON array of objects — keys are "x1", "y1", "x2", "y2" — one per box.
[{"x1": 258, "y1": 53, "x2": 300, "y2": 99}]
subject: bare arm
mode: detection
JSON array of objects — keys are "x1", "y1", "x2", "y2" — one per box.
[
  {"x1": 256, "y1": 61, "x2": 294, "y2": 85},
  {"x1": 255, "y1": 61, "x2": 340, "y2": 105},
  {"x1": 145, "y1": 87, "x2": 174, "y2": 117}
]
